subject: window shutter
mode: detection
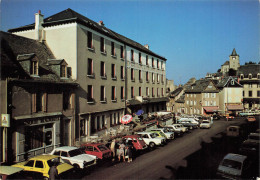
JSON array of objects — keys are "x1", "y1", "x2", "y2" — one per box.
[
  {"x1": 32, "y1": 93, "x2": 36, "y2": 113},
  {"x1": 43, "y1": 93, "x2": 47, "y2": 112}
]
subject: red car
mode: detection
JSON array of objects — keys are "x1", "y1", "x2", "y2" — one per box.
[
  {"x1": 122, "y1": 135, "x2": 147, "y2": 150},
  {"x1": 81, "y1": 143, "x2": 112, "y2": 160}
]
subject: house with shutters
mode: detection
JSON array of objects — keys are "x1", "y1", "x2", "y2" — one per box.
[
  {"x1": 0, "y1": 31, "x2": 77, "y2": 163},
  {"x1": 216, "y1": 76, "x2": 243, "y2": 115},
  {"x1": 8, "y1": 9, "x2": 167, "y2": 142},
  {"x1": 184, "y1": 79, "x2": 219, "y2": 116}
]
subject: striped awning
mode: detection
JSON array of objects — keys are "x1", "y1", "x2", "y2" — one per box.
[{"x1": 203, "y1": 106, "x2": 219, "y2": 112}]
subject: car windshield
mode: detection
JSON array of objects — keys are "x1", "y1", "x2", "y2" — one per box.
[
  {"x1": 248, "y1": 135, "x2": 260, "y2": 140},
  {"x1": 68, "y1": 149, "x2": 83, "y2": 157},
  {"x1": 97, "y1": 145, "x2": 108, "y2": 151},
  {"x1": 202, "y1": 121, "x2": 209, "y2": 123},
  {"x1": 150, "y1": 133, "x2": 158, "y2": 138},
  {"x1": 221, "y1": 159, "x2": 242, "y2": 170}
]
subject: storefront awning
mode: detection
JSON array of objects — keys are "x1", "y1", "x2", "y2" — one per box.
[
  {"x1": 203, "y1": 106, "x2": 219, "y2": 112},
  {"x1": 227, "y1": 104, "x2": 244, "y2": 111}
]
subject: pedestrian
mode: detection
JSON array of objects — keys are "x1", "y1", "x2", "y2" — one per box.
[
  {"x1": 49, "y1": 161, "x2": 59, "y2": 180},
  {"x1": 110, "y1": 139, "x2": 116, "y2": 161},
  {"x1": 118, "y1": 141, "x2": 125, "y2": 162},
  {"x1": 126, "y1": 144, "x2": 133, "y2": 163}
]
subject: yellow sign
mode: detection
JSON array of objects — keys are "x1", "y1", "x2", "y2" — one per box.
[{"x1": 1, "y1": 114, "x2": 10, "y2": 127}]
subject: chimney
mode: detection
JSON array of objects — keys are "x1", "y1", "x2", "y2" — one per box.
[
  {"x1": 35, "y1": 10, "x2": 44, "y2": 41},
  {"x1": 98, "y1": 21, "x2": 104, "y2": 26},
  {"x1": 144, "y1": 44, "x2": 149, "y2": 49}
]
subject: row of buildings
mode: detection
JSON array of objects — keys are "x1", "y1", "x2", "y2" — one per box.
[
  {"x1": 0, "y1": 9, "x2": 168, "y2": 164},
  {"x1": 168, "y1": 49, "x2": 260, "y2": 116}
]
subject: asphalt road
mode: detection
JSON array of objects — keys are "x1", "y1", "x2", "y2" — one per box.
[{"x1": 81, "y1": 118, "x2": 246, "y2": 180}]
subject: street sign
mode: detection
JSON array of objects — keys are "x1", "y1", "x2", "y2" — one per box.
[{"x1": 1, "y1": 114, "x2": 10, "y2": 127}]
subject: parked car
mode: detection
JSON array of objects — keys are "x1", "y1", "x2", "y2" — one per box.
[
  {"x1": 217, "y1": 153, "x2": 252, "y2": 179},
  {"x1": 150, "y1": 130, "x2": 168, "y2": 140},
  {"x1": 137, "y1": 132, "x2": 166, "y2": 148},
  {"x1": 12, "y1": 154, "x2": 73, "y2": 179},
  {"x1": 246, "y1": 116, "x2": 256, "y2": 122},
  {"x1": 177, "y1": 118, "x2": 199, "y2": 125},
  {"x1": 179, "y1": 121, "x2": 198, "y2": 130},
  {"x1": 122, "y1": 135, "x2": 148, "y2": 151},
  {"x1": 0, "y1": 166, "x2": 24, "y2": 180},
  {"x1": 163, "y1": 126, "x2": 182, "y2": 137},
  {"x1": 149, "y1": 128, "x2": 174, "y2": 140},
  {"x1": 81, "y1": 143, "x2": 112, "y2": 160},
  {"x1": 247, "y1": 133, "x2": 260, "y2": 143},
  {"x1": 226, "y1": 126, "x2": 240, "y2": 137},
  {"x1": 50, "y1": 146, "x2": 97, "y2": 169},
  {"x1": 239, "y1": 140, "x2": 259, "y2": 157},
  {"x1": 199, "y1": 120, "x2": 212, "y2": 129},
  {"x1": 165, "y1": 124, "x2": 188, "y2": 136}
]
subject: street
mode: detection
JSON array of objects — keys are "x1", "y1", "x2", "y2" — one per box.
[{"x1": 81, "y1": 118, "x2": 248, "y2": 180}]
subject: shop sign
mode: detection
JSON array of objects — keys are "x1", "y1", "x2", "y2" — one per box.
[{"x1": 1, "y1": 114, "x2": 10, "y2": 127}]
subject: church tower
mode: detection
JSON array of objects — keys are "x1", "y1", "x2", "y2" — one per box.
[{"x1": 229, "y1": 48, "x2": 240, "y2": 70}]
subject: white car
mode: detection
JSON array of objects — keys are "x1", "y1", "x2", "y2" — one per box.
[
  {"x1": 149, "y1": 128, "x2": 174, "y2": 140},
  {"x1": 177, "y1": 118, "x2": 199, "y2": 125},
  {"x1": 217, "y1": 153, "x2": 251, "y2": 179},
  {"x1": 199, "y1": 120, "x2": 211, "y2": 129},
  {"x1": 137, "y1": 132, "x2": 166, "y2": 148},
  {"x1": 50, "y1": 146, "x2": 97, "y2": 169},
  {"x1": 166, "y1": 124, "x2": 188, "y2": 135}
]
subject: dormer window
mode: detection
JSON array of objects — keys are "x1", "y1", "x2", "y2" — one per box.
[
  {"x1": 31, "y1": 60, "x2": 38, "y2": 75},
  {"x1": 240, "y1": 74, "x2": 244, "y2": 80},
  {"x1": 257, "y1": 73, "x2": 260, "y2": 79},
  {"x1": 61, "y1": 64, "x2": 67, "y2": 78},
  {"x1": 248, "y1": 73, "x2": 252, "y2": 79}
]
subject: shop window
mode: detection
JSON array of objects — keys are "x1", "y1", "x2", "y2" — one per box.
[
  {"x1": 25, "y1": 126, "x2": 43, "y2": 151},
  {"x1": 81, "y1": 119, "x2": 86, "y2": 136}
]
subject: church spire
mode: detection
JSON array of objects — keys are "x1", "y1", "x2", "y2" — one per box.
[{"x1": 231, "y1": 48, "x2": 238, "y2": 56}]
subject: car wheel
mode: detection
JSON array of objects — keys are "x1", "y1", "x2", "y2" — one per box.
[{"x1": 149, "y1": 142, "x2": 155, "y2": 149}]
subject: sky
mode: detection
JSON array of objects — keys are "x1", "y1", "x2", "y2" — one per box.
[{"x1": 1, "y1": 0, "x2": 259, "y2": 85}]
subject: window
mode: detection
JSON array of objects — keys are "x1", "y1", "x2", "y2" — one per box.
[
  {"x1": 161, "y1": 88, "x2": 164, "y2": 96},
  {"x1": 87, "y1": 85, "x2": 93, "y2": 102},
  {"x1": 31, "y1": 60, "x2": 38, "y2": 75},
  {"x1": 87, "y1": 31, "x2": 93, "y2": 48},
  {"x1": 248, "y1": 74, "x2": 252, "y2": 79},
  {"x1": 231, "y1": 80, "x2": 234, "y2": 85},
  {"x1": 100, "y1": 37, "x2": 105, "y2": 53},
  {"x1": 121, "y1": 86, "x2": 124, "y2": 100},
  {"x1": 161, "y1": 75, "x2": 164, "y2": 83},
  {"x1": 146, "y1": 55, "x2": 148, "y2": 66},
  {"x1": 32, "y1": 92, "x2": 47, "y2": 113},
  {"x1": 240, "y1": 74, "x2": 244, "y2": 80},
  {"x1": 63, "y1": 92, "x2": 74, "y2": 110},
  {"x1": 139, "y1": 53, "x2": 142, "y2": 64},
  {"x1": 25, "y1": 125, "x2": 43, "y2": 150},
  {"x1": 257, "y1": 91, "x2": 260, "y2": 97},
  {"x1": 249, "y1": 84, "x2": 252, "y2": 88},
  {"x1": 111, "y1": 42, "x2": 115, "y2": 56},
  {"x1": 100, "y1": 61, "x2": 106, "y2": 78},
  {"x1": 120, "y1": 46, "x2": 124, "y2": 59},
  {"x1": 131, "y1": 49, "x2": 134, "y2": 62},
  {"x1": 131, "y1": 87, "x2": 134, "y2": 98},
  {"x1": 258, "y1": 74, "x2": 260, "y2": 79},
  {"x1": 111, "y1": 86, "x2": 116, "y2": 101},
  {"x1": 152, "y1": 58, "x2": 154, "y2": 68},
  {"x1": 80, "y1": 119, "x2": 86, "y2": 136},
  {"x1": 152, "y1": 73, "x2": 155, "y2": 83},
  {"x1": 161, "y1": 61, "x2": 163, "y2": 70},
  {"x1": 157, "y1": 60, "x2": 159, "y2": 69},
  {"x1": 146, "y1": 87, "x2": 149, "y2": 96},
  {"x1": 146, "y1": 72, "x2": 149, "y2": 82},
  {"x1": 61, "y1": 65, "x2": 66, "y2": 78},
  {"x1": 111, "y1": 64, "x2": 116, "y2": 79},
  {"x1": 187, "y1": 101, "x2": 189, "y2": 105},
  {"x1": 100, "y1": 86, "x2": 106, "y2": 102},
  {"x1": 131, "y1": 68, "x2": 135, "y2": 81},
  {"x1": 248, "y1": 91, "x2": 252, "y2": 97},
  {"x1": 157, "y1": 88, "x2": 159, "y2": 97},
  {"x1": 152, "y1": 88, "x2": 154, "y2": 97},
  {"x1": 243, "y1": 91, "x2": 244, "y2": 97},
  {"x1": 97, "y1": 116, "x2": 100, "y2": 130},
  {"x1": 157, "y1": 74, "x2": 159, "y2": 82},
  {"x1": 87, "y1": 58, "x2": 93, "y2": 76},
  {"x1": 139, "y1": 70, "x2": 142, "y2": 81},
  {"x1": 121, "y1": 66, "x2": 124, "y2": 80},
  {"x1": 139, "y1": 87, "x2": 142, "y2": 96},
  {"x1": 102, "y1": 115, "x2": 105, "y2": 128}
]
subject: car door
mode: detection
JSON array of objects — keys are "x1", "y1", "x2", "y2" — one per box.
[
  {"x1": 23, "y1": 160, "x2": 35, "y2": 172},
  {"x1": 34, "y1": 160, "x2": 46, "y2": 176}
]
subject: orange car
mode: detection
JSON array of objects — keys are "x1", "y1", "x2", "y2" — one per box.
[{"x1": 246, "y1": 116, "x2": 256, "y2": 122}]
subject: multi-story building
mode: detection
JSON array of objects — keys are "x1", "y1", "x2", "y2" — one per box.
[
  {"x1": 184, "y1": 79, "x2": 219, "y2": 116},
  {"x1": 216, "y1": 76, "x2": 243, "y2": 115},
  {"x1": 237, "y1": 64, "x2": 260, "y2": 110},
  {"x1": 0, "y1": 31, "x2": 77, "y2": 163},
  {"x1": 8, "y1": 9, "x2": 167, "y2": 141}
]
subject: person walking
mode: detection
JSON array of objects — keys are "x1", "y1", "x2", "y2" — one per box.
[
  {"x1": 49, "y1": 162, "x2": 59, "y2": 180},
  {"x1": 110, "y1": 139, "x2": 116, "y2": 161},
  {"x1": 118, "y1": 141, "x2": 125, "y2": 162},
  {"x1": 126, "y1": 144, "x2": 133, "y2": 162}
]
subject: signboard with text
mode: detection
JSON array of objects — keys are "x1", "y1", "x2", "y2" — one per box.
[{"x1": 1, "y1": 114, "x2": 10, "y2": 127}]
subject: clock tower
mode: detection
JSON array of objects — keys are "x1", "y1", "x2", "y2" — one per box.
[{"x1": 229, "y1": 48, "x2": 240, "y2": 70}]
